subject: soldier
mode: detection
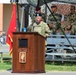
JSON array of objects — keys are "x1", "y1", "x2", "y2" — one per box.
[
  {"x1": 47, "y1": 5, "x2": 62, "y2": 34},
  {"x1": 27, "y1": 14, "x2": 50, "y2": 51},
  {"x1": 66, "y1": 5, "x2": 76, "y2": 35},
  {"x1": 32, "y1": 6, "x2": 46, "y2": 24},
  {"x1": 33, "y1": 14, "x2": 50, "y2": 37}
]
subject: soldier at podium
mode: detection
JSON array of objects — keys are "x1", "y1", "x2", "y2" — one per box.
[
  {"x1": 27, "y1": 14, "x2": 51, "y2": 51},
  {"x1": 27, "y1": 14, "x2": 51, "y2": 38}
]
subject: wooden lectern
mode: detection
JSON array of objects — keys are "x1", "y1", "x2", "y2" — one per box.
[{"x1": 12, "y1": 32, "x2": 45, "y2": 73}]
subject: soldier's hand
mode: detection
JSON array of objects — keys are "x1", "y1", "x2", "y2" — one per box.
[
  {"x1": 66, "y1": 25, "x2": 72, "y2": 30},
  {"x1": 49, "y1": 24, "x2": 52, "y2": 29}
]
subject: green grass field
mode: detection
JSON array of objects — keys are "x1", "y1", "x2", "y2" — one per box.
[
  {"x1": 0, "y1": 61, "x2": 76, "y2": 71},
  {"x1": 45, "y1": 62, "x2": 76, "y2": 71},
  {"x1": 0, "y1": 53, "x2": 76, "y2": 71},
  {"x1": 0, "y1": 62, "x2": 11, "y2": 71}
]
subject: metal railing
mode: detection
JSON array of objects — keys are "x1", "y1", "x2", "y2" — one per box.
[{"x1": 46, "y1": 34, "x2": 76, "y2": 62}]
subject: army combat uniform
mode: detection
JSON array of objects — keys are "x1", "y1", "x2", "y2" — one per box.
[
  {"x1": 27, "y1": 21, "x2": 50, "y2": 51},
  {"x1": 67, "y1": 13, "x2": 76, "y2": 35},
  {"x1": 32, "y1": 21, "x2": 50, "y2": 37},
  {"x1": 47, "y1": 12, "x2": 62, "y2": 34}
]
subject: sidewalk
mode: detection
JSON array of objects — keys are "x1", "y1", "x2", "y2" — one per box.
[{"x1": 0, "y1": 71, "x2": 76, "y2": 75}]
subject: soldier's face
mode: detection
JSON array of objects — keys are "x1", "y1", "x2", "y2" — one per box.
[
  {"x1": 71, "y1": 9, "x2": 75, "y2": 13},
  {"x1": 35, "y1": 16, "x2": 42, "y2": 24},
  {"x1": 51, "y1": 7, "x2": 57, "y2": 13}
]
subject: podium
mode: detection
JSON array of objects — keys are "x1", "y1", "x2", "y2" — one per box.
[{"x1": 12, "y1": 32, "x2": 45, "y2": 73}]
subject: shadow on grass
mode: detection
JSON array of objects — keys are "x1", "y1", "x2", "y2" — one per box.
[{"x1": 45, "y1": 61, "x2": 76, "y2": 66}]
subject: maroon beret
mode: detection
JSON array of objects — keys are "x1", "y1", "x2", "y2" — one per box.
[
  {"x1": 51, "y1": 5, "x2": 57, "y2": 8},
  {"x1": 36, "y1": 7, "x2": 41, "y2": 11}
]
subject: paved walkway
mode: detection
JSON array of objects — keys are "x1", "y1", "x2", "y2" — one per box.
[{"x1": 0, "y1": 71, "x2": 76, "y2": 75}]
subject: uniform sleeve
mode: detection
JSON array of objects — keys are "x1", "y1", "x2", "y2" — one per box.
[
  {"x1": 66, "y1": 15, "x2": 71, "y2": 26},
  {"x1": 47, "y1": 15, "x2": 51, "y2": 24},
  {"x1": 27, "y1": 25, "x2": 32, "y2": 32},
  {"x1": 45, "y1": 23, "x2": 51, "y2": 37},
  {"x1": 27, "y1": 23, "x2": 36, "y2": 32},
  {"x1": 67, "y1": 15, "x2": 70, "y2": 22}
]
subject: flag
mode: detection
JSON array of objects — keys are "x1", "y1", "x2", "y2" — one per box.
[{"x1": 6, "y1": 4, "x2": 16, "y2": 55}]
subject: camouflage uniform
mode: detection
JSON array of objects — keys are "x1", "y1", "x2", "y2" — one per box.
[
  {"x1": 67, "y1": 12, "x2": 76, "y2": 34},
  {"x1": 27, "y1": 20, "x2": 50, "y2": 51},
  {"x1": 32, "y1": 21, "x2": 50, "y2": 37},
  {"x1": 47, "y1": 12, "x2": 62, "y2": 34}
]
